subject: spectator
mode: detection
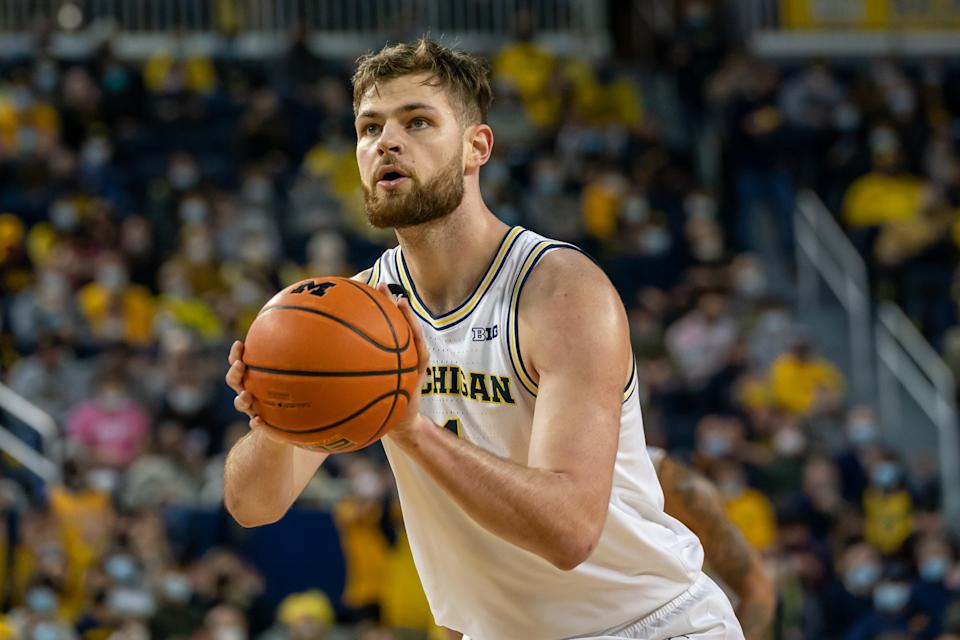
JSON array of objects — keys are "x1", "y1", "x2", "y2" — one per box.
[
  {"x1": 769, "y1": 335, "x2": 845, "y2": 417},
  {"x1": 65, "y1": 373, "x2": 150, "y2": 469}
]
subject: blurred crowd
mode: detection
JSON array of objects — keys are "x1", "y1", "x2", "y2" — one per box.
[{"x1": 0, "y1": 2, "x2": 958, "y2": 639}]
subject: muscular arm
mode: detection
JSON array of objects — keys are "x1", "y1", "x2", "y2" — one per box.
[
  {"x1": 223, "y1": 269, "x2": 372, "y2": 527},
  {"x1": 659, "y1": 455, "x2": 776, "y2": 640},
  {"x1": 388, "y1": 251, "x2": 630, "y2": 570}
]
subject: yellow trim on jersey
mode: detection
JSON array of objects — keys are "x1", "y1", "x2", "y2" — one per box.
[
  {"x1": 366, "y1": 255, "x2": 382, "y2": 287},
  {"x1": 507, "y1": 240, "x2": 556, "y2": 396},
  {"x1": 508, "y1": 242, "x2": 639, "y2": 403},
  {"x1": 623, "y1": 363, "x2": 638, "y2": 402},
  {"x1": 397, "y1": 226, "x2": 525, "y2": 330}
]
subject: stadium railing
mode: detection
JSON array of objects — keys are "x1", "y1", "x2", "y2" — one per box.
[
  {"x1": 876, "y1": 303, "x2": 960, "y2": 537},
  {"x1": 0, "y1": 381, "x2": 62, "y2": 484},
  {"x1": 0, "y1": 0, "x2": 611, "y2": 57},
  {"x1": 795, "y1": 189, "x2": 960, "y2": 537},
  {"x1": 795, "y1": 190, "x2": 873, "y2": 403}
]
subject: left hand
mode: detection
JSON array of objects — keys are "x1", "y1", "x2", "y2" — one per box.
[{"x1": 376, "y1": 283, "x2": 432, "y2": 446}]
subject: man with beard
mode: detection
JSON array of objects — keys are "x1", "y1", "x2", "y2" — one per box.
[{"x1": 223, "y1": 38, "x2": 742, "y2": 639}]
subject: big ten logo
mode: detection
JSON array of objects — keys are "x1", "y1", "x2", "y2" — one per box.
[{"x1": 471, "y1": 325, "x2": 498, "y2": 342}]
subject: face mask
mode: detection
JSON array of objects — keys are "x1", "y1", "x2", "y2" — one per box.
[
  {"x1": 26, "y1": 587, "x2": 58, "y2": 614},
  {"x1": 81, "y1": 138, "x2": 111, "y2": 167},
  {"x1": 848, "y1": 420, "x2": 878, "y2": 446},
  {"x1": 735, "y1": 269, "x2": 766, "y2": 297},
  {"x1": 844, "y1": 562, "x2": 880, "y2": 593},
  {"x1": 835, "y1": 104, "x2": 860, "y2": 132},
  {"x1": 17, "y1": 127, "x2": 39, "y2": 153},
  {"x1": 169, "y1": 164, "x2": 200, "y2": 190},
  {"x1": 212, "y1": 627, "x2": 247, "y2": 640},
  {"x1": 699, "y1": 434, "x2": 731, "y2": 458},
  {"x1": 87, "y1": 468, "x2": 119, "y2": 493},
  {"x1": 719, "y1": 479, "x2": 745, "y2": 497},
  {"x1": 180, "y1": 198, "x2": 209, "y2": 224},
  {"x1": 161, "y1": 574, "x2": 192, "y2": 603},
  {"x1": 622, "y1": 196, "x2": 651, "y2": 223},
  {"x1": 871, "y1": 462, "x2": 901, "y2": 489},
  {"x1": 873, "y1": 582, "x2": 911, "y2": 613},
  {"x1": 692, "y1": 236, "x2": 724, "y2": 261},
  {"x1": 107, "y1": 587, "x2": 156, "y2": 616},
  {"x1": 641, "y1": 228, "x2": 672, "y2": 256},
  {"x1": 185, "y1": 236, "x2": 214, "y2": 263},
  {"x1": 30, "y1": 623, "x2": 61, "y2": 640},
  {"x1": 352, "y1": 471, "x2": 384, "y2": 499},
  {"x1": 533, "y1": 170, "x2": 563, "y2": 196},
  {"x1": 50, "y1": 201, "x2": 78, "y2": 231},
  {"x1": 106, "y1": 554, "x2": 138, "y2": 584},
  {"x1": 920, "y1": 557, "x2": 950, "y2": 582},
  {"x1": 98, "y1": 388, "x2": 127, "y2": 411},
  {"x1": 34, "y1": 61, "x2": 59, "y2": 93},
  {"x1": 243, "y1": 179, "x2": 273, "y2": 204},
  {"x1": 169, "y1": 386, "x2": 206, "y2": 414},
  {"x1": 685, "y1": 194, "x2": 717, "y2": 219},
  {"x1": 96, "y1": 263, "x2": 128, "y2": 291},
  {"x1": 774, "y1": 429, "x2": 806, "y2": 457}
]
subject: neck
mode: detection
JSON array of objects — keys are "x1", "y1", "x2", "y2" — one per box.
[{"x1": 395, "y1": 198, "x2": 509, "y2": 316}]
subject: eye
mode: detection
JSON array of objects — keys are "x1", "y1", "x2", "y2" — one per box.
[
  {"x1": 363, "y1": 123, "x2": 381, "y2": 136},
  {"x1": 410, "y1": 117, "x2": 429, "y2": 129}
]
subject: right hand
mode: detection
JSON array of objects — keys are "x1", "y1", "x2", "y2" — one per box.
[{"x1": 226, "y1": 340, "x2": 272, "y2": 437}]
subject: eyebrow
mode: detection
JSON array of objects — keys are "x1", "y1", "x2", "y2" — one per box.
[{"x1": 357, "y1": 103, "x2": 440, "y2": 120}]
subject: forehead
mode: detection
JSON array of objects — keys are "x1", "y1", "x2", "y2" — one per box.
[{"x1": 357, "y1": 72, "x2": 456, "y2": 117}]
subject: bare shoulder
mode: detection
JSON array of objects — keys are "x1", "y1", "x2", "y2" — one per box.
[
  {"x1": 352, "y1": 268, "x2": 372, "y2": 283},
  {"x1": 518, "y1": 248, "x2": 625, "y2": 334},
  {"x1": 518, "y1": 248, "x2": 629, "y2": 381}
]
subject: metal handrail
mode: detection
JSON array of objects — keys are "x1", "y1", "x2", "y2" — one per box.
[
  {"x1": 876, "y1": 302, "x2": 960, "y2": 536},
  {"x1": 0, "y1": 381, "x2": 63, "y2": 467},
  {"x1": 794, "y1": 190, "x2": 872, "y2": 401},
  {"x1": 0, "y1": 424, "x2": 60, "y2": 484}
]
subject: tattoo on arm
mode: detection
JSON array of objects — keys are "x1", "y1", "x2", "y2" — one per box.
[{"x1": 660, "y1": 456, "x2": 775, "y2": 638}]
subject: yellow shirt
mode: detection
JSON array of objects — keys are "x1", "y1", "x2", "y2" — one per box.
[
  {"x1": 842, "y1": 172, "x2": 924, "y2": 228},
  {"x1": 334, "y1": 499, "x2": 389, "y2": 608},
  {"x1": 769, "y1": 353, "x2": 845, "y2": 416},
  {"x1": 725, "y1": 488, "x2": 778, "y2": 551},
  {"x1": 77, "y1": 283, "x2": 156, "y2": 345},
  {"x1": 864, "y1": 488, "x2": 913, "y2": 555},
  {"x1": 380, "y1": 529, "x2": 436, "y2": 629}
]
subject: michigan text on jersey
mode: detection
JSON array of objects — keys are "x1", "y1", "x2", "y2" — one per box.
[{"x1": 421, "y1": 365, "x2": 516, "y2": 405}]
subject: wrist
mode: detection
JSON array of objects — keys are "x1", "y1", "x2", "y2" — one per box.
[{"x1": 389, "y1": 414, "x2": 434, "y2": 452}]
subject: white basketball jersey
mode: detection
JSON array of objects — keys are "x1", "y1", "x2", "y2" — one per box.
[{"x1": 368, "y1": 227, "x2": 704, "y2": 639}]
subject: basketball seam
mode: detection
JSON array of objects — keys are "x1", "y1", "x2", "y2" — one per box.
[
  {"x1": 245, "y1": 364, "x2": 419, "y2": 377},
  {"x1": 342, "y1": 279, "x2": 405, "y2": 446},
  {"x1": 261, "y1": 390, "x2": 410, "y2": 434},
  {"x1": 258, "y1": 304, "x2": 411, "y2": 353}
]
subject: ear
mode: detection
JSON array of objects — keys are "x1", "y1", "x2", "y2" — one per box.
[{"x1": 464, "y1": 124, "x2": 494, "y2": 172}]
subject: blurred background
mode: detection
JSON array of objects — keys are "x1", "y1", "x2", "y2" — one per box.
[{"x1": 0, "y1": 0, "x2": 959, "y2": 638}]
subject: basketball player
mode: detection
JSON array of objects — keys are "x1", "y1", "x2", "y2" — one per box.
[
  {"x1": 649, "y1": 447, "x2": 776, "y2": 640},
  {"x1": 224, "y1": 39, "x2": 744, "y2": 639}
]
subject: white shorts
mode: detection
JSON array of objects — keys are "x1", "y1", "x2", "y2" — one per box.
[
  {"x1": 584, "y1": 572, "x2": 744, "y2": 639},
  {"x1": 461, "y1": 572, "x2": 744, "y2": 640}
]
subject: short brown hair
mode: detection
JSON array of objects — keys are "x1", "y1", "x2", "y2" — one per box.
[{"x1": 351, "y1": 38, "x2": 493, "y2": 125}]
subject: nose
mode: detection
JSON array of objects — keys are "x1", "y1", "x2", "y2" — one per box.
[{"x1": 376, "y1": 121, "x2": 403, "y2": 156}]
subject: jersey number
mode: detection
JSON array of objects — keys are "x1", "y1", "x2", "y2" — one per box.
[{"x1": 441, "y1": 418, "x2": 461, "y2": 438}]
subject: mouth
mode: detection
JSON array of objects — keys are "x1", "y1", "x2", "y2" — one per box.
[{"x1": 376, "y1": 165, "x2": 411, "y2": 190}]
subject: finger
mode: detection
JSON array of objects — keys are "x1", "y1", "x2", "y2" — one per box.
[
  {"x1": 233, "y1": 391, "x2": 253, "y2": 416},
  {"x1": 228, "y1": 340, "x2": 244, "y2": 366},
  {"x1": 398, "y1": 297, "x2": 429, "y2": 375},
  {"x1": 225, "y1": 361, "x2": 246, "y2": 393}
]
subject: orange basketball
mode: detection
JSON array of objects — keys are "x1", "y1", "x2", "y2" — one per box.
[{"x1": 242, "y1": 277, "x2": 419, "y2": 453}]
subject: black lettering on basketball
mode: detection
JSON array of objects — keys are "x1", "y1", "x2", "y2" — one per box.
[{"x1": 291, "y1": 281, "x2": 336, "y2": 297}]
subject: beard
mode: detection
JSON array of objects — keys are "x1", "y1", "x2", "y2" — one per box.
[{"x1": 363, "y1": 152, "x2": 465, "y2": 229}]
